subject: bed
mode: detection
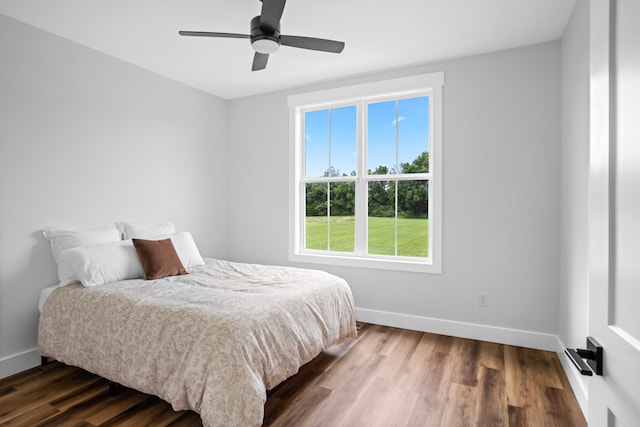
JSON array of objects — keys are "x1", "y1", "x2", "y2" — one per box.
[{"x1": 38, "y1": 224, "x2": 356, "y2": 427}]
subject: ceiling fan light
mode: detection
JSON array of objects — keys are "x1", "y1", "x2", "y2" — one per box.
[{"x1": 252, "y1": 38, "x2": 280, "y2": 54}]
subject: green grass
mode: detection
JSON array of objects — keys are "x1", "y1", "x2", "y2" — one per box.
[
  {"x1": 305, "y1": 216, "x2": 355, "y2": 252},
  {"x1": 305, "y1": 216, "x2": 428, "y2": 257}
]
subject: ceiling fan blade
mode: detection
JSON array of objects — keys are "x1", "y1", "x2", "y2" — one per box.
[
  {"x1": 260, "y1": 0, "x2": 286, "y2": 32},
  {"x1": 178, "y1": 31, "x2": 250, "y2": 39},
  {"x1": 252, "y1": 52, "x2": 269, "y2": 71},
  {"x1": 280, "y1": 35, "x2": 345, "y2": 53}
]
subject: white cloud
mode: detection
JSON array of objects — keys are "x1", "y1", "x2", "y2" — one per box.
[{"x1": 392, "y1": 116, "x2": 407, "y2": 126}]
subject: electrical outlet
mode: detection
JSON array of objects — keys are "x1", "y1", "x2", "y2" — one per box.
[{"x1": 478, "y1": 292, "x2": 489, "y2": 308}]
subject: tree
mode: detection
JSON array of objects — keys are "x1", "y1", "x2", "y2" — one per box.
[
  {"x1": 305, "y1": 152, "x2": 429, "y2": 218},
  {"x1": 398, "y1": 152, "x2": 429, "y2": 218},
  {"x1": 400, "y1": 151, "x2": 429, "y2": 174},
  {"x1": 323, "y1": 166, "x2": 341, "y2": 177},
  {"x1": 305, "y1": 183, "x2": 327, "y2": 216},
  {"x1": 330, "y1": 182, "x2": 354, "y2": 216},
  {"x1": 398, "y1": 180, "x2": 428, "y2": 218}
]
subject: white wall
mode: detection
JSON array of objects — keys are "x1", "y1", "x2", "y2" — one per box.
[
  {"x1": 0, "y1": 14, "x2": 228, "y2": 377},
  {"x1": 227, "y1": 42, "x2": 562, "y2": 345},
  {"x1": 558, "y1": 0, "x2": 590, "y2": 413},
  {"x1": 0, "y1": 10, "x2": 578, "y2": 383}
]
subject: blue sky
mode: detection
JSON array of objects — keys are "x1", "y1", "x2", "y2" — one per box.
[{"x1": 305, "y1": 96, "x2": 430, "y2": 178}]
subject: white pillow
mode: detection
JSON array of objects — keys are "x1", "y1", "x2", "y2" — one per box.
[
  {"x1": 43, "y1": 226, "x2": 122, "y2": 285},
  {"x1": 65, "y1": 240, "x2": 144, "y2": 287},
  {"x1": 117, "y1": 221, "x2": 176, "y2": 239},
  {"x1": 145, "y1": 231, "x2": 205, "y2": 269}
]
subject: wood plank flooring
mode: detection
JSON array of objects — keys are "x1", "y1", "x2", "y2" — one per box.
[{"x1": 0, "y1": 323, "x2": 586, "y2": 426}]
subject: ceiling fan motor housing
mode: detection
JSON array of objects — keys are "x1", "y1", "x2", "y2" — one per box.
[{"x1": 250, "y1": 15, "x2": 280, "y2": 53}]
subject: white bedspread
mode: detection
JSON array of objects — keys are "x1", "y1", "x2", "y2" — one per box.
[{"x1": 38, "y1": 258, "x2": 357, "y2": 426}]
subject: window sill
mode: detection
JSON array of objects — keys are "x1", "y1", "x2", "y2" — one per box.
[{"x1": 290, "y1": 251, "x2": 441, "y2": 274}]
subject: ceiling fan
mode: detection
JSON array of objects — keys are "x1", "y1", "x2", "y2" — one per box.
[{"x1": 179, "y1": 0, "x2": 345, "y2": 71}]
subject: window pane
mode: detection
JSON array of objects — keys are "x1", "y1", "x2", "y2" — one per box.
[
  {"x1": 305, "y1": 182, "x2": 328, "y2": 250},
  {"x1": 305, "y1": 110, "x2": 329, "y2": 178},
  {"x1": 329, "y1": 182, "x2": 355, "y2": 252},
  {"x1": 305, "y1": 107, "x2": 356, "y2": 178},
  {"x1": 367, "y1": 101, "x2": 397, "y2": 175},
  {"x1": 330, "y1": 106, "x2": 357, "y2": 177},
  {"x1": 368, "y1": 180, "x2": 396, "y2": 255},
  {"x1": 398, "y1": 97, "x2": 430, "y2": 173},
  {"x1": 397, "y1": 180, "x2": 429, "y2": 257}
]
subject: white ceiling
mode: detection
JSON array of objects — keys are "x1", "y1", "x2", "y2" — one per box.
[{"x1": 0, "y1": 0, "x2": 576, "y2": 100}]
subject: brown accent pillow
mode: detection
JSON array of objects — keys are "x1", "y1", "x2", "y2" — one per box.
[{"x1": 132, "y1": 238, "x2": 188, "y2": 280}]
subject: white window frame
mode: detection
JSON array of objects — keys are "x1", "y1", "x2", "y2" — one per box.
[{"x1": 288, "y1": 72, "x2": 443, "y2": 273}]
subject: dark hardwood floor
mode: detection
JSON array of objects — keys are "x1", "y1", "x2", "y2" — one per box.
[{"x1": 0, "y1": 323, "x2": 586, "y2": 426}]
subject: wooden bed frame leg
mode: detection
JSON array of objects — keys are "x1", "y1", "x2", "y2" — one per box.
[
  {"x1": 109, "y1": 381, "x2": 117, "y2": 396},
  {"x1": 41, "y1": 356, "x2": 48, "y2": 366}
]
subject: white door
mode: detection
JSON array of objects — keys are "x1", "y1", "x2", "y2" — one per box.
[{"x1": 588, "y1": 0, "x2": 640, "y2": 424}]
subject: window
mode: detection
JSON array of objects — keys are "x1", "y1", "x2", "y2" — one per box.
[{"x1": 288, "y1": 73, "x2": 443, "y2": 273}]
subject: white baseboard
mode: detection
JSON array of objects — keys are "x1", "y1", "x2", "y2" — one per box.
[
  {"x1": 355, "y1": 307, "x2": 558, "y2": 350},
  {"x1": 555, "y1": 336, "x2": 589, "y2": 419},
  {"x1": 0, "y1": 347, "x2": 40, "y2": 379}
]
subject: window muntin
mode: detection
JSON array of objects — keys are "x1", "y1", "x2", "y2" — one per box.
[
  {"x1": 367, "y1": 96, "x2": 430, "y2": 175},
  {"x1": 290, "y1": 73, "x2": 443, "y2": 273},
  {"x1": 305, "y1": 106, "x2": 356, "y2": 179},
  {"x1": 367, "y1": 179, "x2": 429, "y2": 258},
  {"x1": 304, "y1": 181, "x2": 355, "y2": 253}
]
